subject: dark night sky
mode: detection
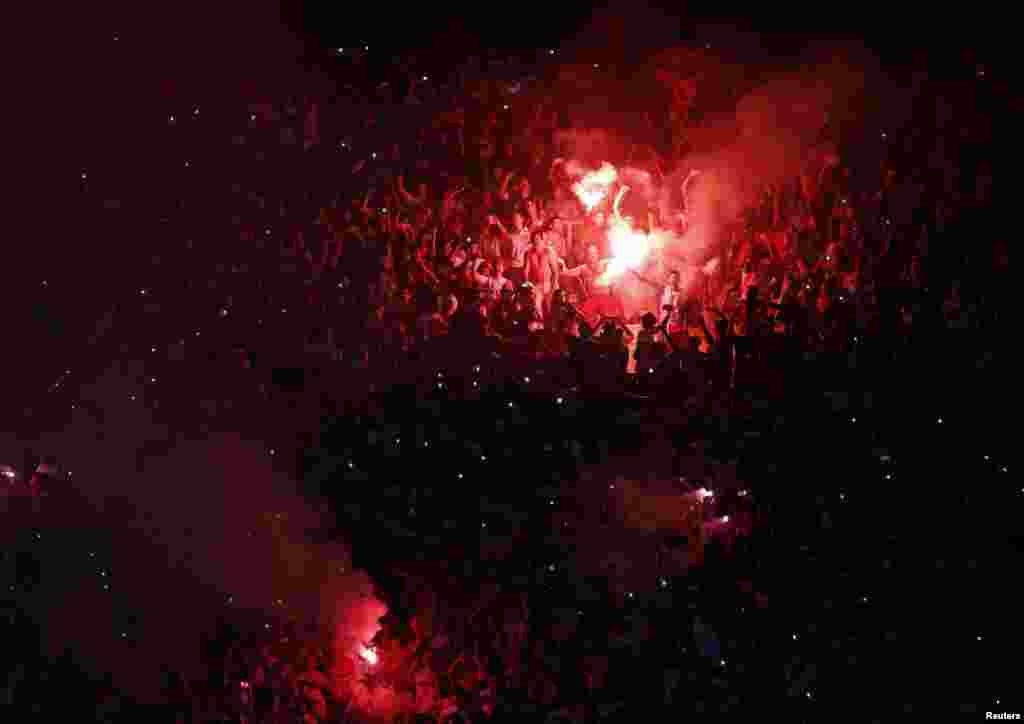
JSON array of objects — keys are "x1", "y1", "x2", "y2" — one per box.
[{"x1": 284, "y1": 0, "x2": 986, "y2": 68}]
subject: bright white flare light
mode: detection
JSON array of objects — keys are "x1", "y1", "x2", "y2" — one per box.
[
  {"x1": 359, "y1": 644, "x2": 378, "y2": 665},
  {"x1": 572, "y1": 163, "x2": 618, "y2": 212},
  {"x1": 596, "y1": 219, "x2": 655, "y2": 285}
]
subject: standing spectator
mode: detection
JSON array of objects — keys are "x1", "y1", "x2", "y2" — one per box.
[{"x1": 524, "y1": 233, "x2": 561, "y2": 321}]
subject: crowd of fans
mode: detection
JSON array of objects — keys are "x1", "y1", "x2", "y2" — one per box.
[
  {"x1": 214, "y1": 63, "x2": 985, "y2": 413},
  {"x1": 5, "y1": 45, "x2": 999, "y2": 724}
]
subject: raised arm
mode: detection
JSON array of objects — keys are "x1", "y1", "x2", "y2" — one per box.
[
  {"x1": 429, "y1": 226, "x2": 440, "y2": 260},
  {"x1": 698, "y1": 311, "x2": 717, "y2": 347},
  {"x1": 526, "y1": 199, "x2": 543, "y2": 227},
  {"x1": 550, "y1": 158, "x2": 566, "y2": 186},
  {"x1": 415, "y1": 255, "x2": 439, "y2": 287},
  {"x1": 775, "y1": 273, "x2": 792, "y2": 305},
  {"x1": 613, "y1": 186, "x2": 629, "y2": 224},
  {"x1": 681, "y1": 170, "x2": 701, "y2": 210},
  {"x1": 499, "y1": 170, "x2": 513, "y2": 200},
  {"x1": 397, "y1": 174, "x2": 412, "y2": 202},
  {"x1": 656, "y1": 313, "x2": 680, "y2": 355},
  {"x1": 397, "y1": 175, "x2": 426, "y2": 207},
  {"x1": 440, "y1": 187, "x2": 465, "y2": 222},
  {"x1": 492, "y1": 217, "x2": 512, "y2": 241},
  {"x1": 561, "y1": 262, "x2": 586, "y2": 278}
]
